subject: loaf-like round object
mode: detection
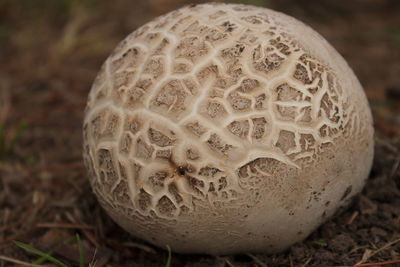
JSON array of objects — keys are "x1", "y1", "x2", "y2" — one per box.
[{"x1": 83, "y1": 3, "x2": 374, "y2": 255}]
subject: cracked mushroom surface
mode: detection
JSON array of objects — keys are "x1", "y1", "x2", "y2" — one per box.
[{"x1": 82, "y1": 3, "x2": 374, "y2": 255}]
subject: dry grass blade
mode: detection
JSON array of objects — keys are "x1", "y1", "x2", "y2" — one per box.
[
  {"x1": 246, "y1": 253, "x2": 268, "y2": 267},
  {"x1": 355, "y1": 237, "x2": 400, "y2": 265},
  {"x1": 36, "y1": 223, "x2": 95, "y2": 230},
  {"x1": 122, "y1": 241, "x2": 157, "y2": 254},
  {"x1": 55, "y1": 3, "x2": 89, "y2": 56},
  {"x1": 88, "y1": 247, "x2": 97, "y2": 267},
  {"x1": 289, "y1": 254, "x2": 294, "y2": 267},
  {"x1": 347, "y1": 211, "x2": 359, "y2": 225},
  {"x1": 32, "y1": 235, "x2": 76, "y2": 266},
  {"x1": 13, "y1": 240, "x2": 67, "y2": 267},
  {"x1": 0, "y1": 255, "x2": 49, "y2": 267},
  {"x1": 64, "y1": 211, "x2": 100, "y2": 248},
  {"x1": 301, "y1": 256, "x2": 312, "y2": 267},
  {"x1": 223, "y1": 257, "x2": 236, "y2": 267},
  {"x1": 353, "y1": 259, "x2": 400, "y2": 266}
]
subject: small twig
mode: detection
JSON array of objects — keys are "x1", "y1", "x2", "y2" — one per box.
[
  {"x1": 122, "y1": 241, "x2": 157, "y2": 254},
  {"x1": 355, "y1": 237, "x2": 400, "y2": 265},
  {"x1": 301, "y1": 256, "x2": 312, "y2": 267},
  {"x1": 82, "y1": 229, "x2": 99, "y2": 248},
  {"x1": 65, "y1": 211, "x2": 78, "y2": 224},
  {"x1": 0, "y1": 254, "x2": 50, "y2": 267},
  {"x1": 246, "y1": 253, "x2": 268, "y2": 267},
  {"x1": 347, "y1": 211, "x2": 359, "y2": 225},
  {"x1": 65, "y1": 211, "x2": 100, "y2": 248},
  {"x1": 67, "y1": 178, "x2": 84, "y2": 194},
  {"x1": 353, "y1": 259, "x2": 400, "y2": 266},
  {"x1": 95, "y1": 207, "x2": 105, "y2": 240},
  {"x1": 36, "y1": 223, "x2": 95, "y2": 230},
  {"x1": 289, "y1": 254, "x2": 294, "y2": 267},
  {"x1": 223, "y1": 257, "x2": 236, "y2": 267},
  {"x1": 23, "y1": 195, "x2": 46, "y2": 230},
  {"x1": 349, "y1": 245, "x2": 369, "y2": 255}
]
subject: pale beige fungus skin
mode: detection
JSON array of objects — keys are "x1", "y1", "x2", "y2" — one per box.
[{"x1": 82, "y1": 3, "x2": 374, "y2": 255}]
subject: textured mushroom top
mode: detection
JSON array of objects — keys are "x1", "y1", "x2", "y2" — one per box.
[{"x1": 83, "y1": 3, "x2": 373, "y2": 254}]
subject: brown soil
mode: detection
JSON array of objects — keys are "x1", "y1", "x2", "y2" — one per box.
[{"x1": 0, "y1": 0, "x2": 399, "y2": 266}]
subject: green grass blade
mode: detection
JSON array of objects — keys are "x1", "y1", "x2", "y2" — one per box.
[
  {"x1": 312, "y1": 238, "x2": 328, "y2": 247},
  {"x1": 6, "y1": 120, "x2": 26, "y2": 154},
  {"x1": 13, "y1": 240, "x2": 68, "y2": 267},
  {"x1": 33, "y1": 250, "x2": 54, "y2": 265},
  {"x1": 76, "y1": 233, "x2": 84, "y2": 267},
  {"x1": 166, "y1": 244, "x2": 172, "y2": 267},
  {"x1": 33, "y1": 236, "x2": 76, "y2": 265}
]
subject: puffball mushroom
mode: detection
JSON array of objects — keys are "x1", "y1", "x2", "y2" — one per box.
[{"x1": 82, "y1": 3, "x2": 374, "y2": 255}]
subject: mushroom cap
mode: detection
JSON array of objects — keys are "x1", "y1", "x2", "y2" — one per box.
[{"x1": 82, "y1": 3, "x2": 374, "y2": 255}]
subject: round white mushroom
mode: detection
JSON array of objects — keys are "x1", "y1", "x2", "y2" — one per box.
[{"x1": 82, "y1": 3, "x2": 374, "y2": 255}]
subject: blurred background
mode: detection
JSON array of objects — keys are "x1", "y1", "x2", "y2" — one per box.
[
  {"x1": 1, "y1": 0, "x2": 400, "y2": 141},
  {"x1": 0, "y1": 0, "x2": 399, "y2": 266}
]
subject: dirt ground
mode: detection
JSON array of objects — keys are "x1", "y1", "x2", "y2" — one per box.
[{"x1": 0, "y1": 0, "x2": 399, "y2": 266}]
